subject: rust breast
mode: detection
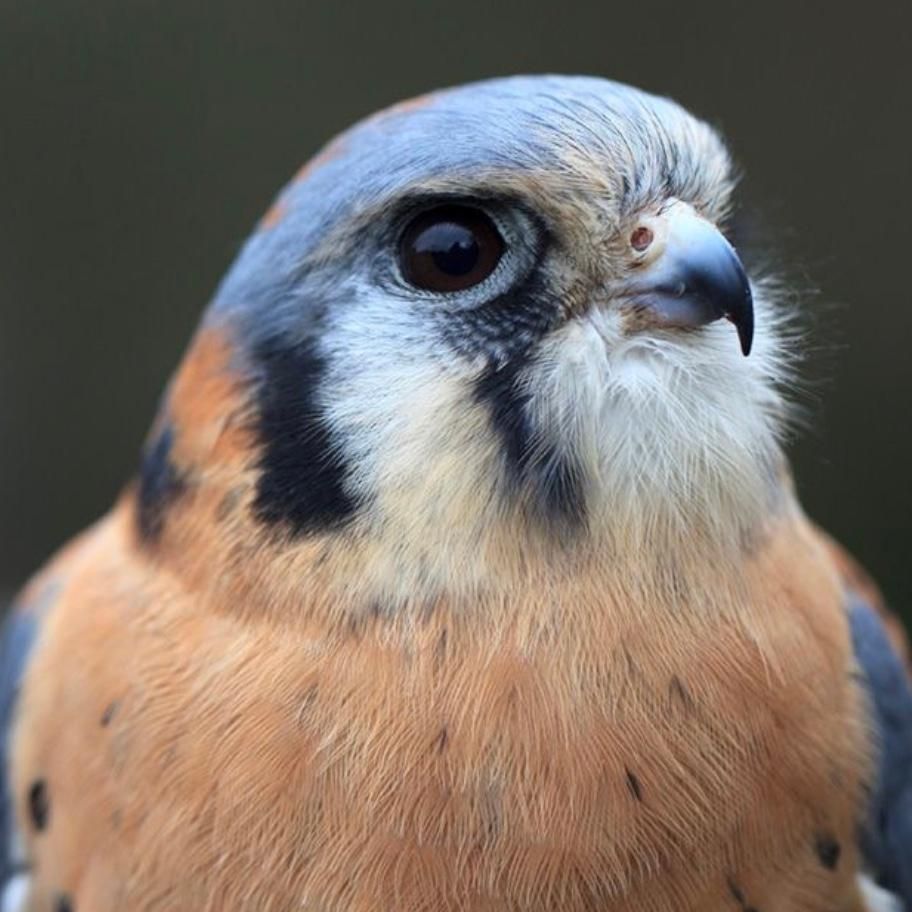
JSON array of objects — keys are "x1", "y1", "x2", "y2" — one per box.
[{"x1": 11, "y1": 508, "x2": 871, "y2": 911}]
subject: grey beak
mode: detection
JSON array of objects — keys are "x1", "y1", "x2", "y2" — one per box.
[{"x1": 627, "y1": 204, "x2": 754, "y2": 356}]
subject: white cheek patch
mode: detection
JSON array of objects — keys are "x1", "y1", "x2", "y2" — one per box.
[{"x1": 323, "y1": 296, "x2": 506, "y2": 597}]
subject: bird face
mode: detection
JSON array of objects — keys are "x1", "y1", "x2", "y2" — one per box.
[{"x1": 197, "y1": 77, "x2": 792, "y2": 590}]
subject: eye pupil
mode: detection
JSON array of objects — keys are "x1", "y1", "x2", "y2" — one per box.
[
  {"x1": 400, "y1": 205, "x2": 504, "y2": 292},
  {"x1": 428, "y1": 227, "x2": 479, "y2": 276}
]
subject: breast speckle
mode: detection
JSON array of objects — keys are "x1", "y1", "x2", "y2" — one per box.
[
  {"x1": 27, "y1": 779, "x2": 49, "y2": 831},
  {"x1": 814, "y1": 832, "x2": 841, "y2": 870}
]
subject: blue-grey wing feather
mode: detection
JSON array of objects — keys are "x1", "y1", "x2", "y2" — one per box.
[
  {"x1": 0, "y1": 607, "x2": 38, "y2": 889},
  {"x1": 849, "y1": 593, "x2": 912, "y2": 904}
]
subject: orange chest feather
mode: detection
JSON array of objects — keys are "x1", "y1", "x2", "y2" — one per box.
[{"x1": 12, "y1": 518, "x2": 870, "y2": 912}]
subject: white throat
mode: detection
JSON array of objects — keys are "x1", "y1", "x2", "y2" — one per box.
[{"x1": 529, "y1": 285, "x2": 793, "y2": 550}]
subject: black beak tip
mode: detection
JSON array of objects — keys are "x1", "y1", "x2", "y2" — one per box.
[
  {"x1": 729, "y1": 285, "x2": 754, "y2": 357},
  {"x1": 734, "y1": 313, "x2": 753, "y2": 357}
]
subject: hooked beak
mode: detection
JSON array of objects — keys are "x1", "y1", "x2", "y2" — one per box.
[{"x1": 623, "y1": 202, "x2": 754, "y2": 356}]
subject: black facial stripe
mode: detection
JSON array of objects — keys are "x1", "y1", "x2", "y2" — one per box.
[
  {"x1": 474, "y1": 282, "x2": 585, "y2": 524},
  {"x1": 136, "y1": 424, "x2": 187, "y2": 542},
  {"x1": 467, "y1": 265, "x2": 586, "y2": 526},
  {"x1": 251, "y1": 334, "x2": 360, "y2": 535},
  {"x1": 475, "y1": 360, "x2": 586, "y2": 526}
]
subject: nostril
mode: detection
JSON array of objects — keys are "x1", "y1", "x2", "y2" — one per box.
[{"x1": 630, "y1": 226, "x2": 654, "y2": 252}]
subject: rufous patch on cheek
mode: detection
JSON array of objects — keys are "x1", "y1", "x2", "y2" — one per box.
[{"x1": 167, "y1": 326, "x2": 255, "y2": 468}]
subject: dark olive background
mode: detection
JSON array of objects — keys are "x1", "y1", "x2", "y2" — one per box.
[{"x1": 1, "y1": 2, "x2": 910, "y2": 620}]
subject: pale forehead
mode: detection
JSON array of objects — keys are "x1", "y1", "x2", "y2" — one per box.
[{"x1": 211, "y1": 75, "x2": 729, "y2": 321}]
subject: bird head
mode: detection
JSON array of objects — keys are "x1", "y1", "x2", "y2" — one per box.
[{"x1": 140, "y1": 76, "x2": 793, "y2": 604}]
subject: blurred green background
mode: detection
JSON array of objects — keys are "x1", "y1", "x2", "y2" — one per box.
[{"x1": 0, "y1": 2, "x2": 909, "y2": 620}]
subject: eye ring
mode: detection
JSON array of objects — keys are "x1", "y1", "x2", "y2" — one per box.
[{"x1": 398, "y1": 205, "x2": 505, "y2": 293}]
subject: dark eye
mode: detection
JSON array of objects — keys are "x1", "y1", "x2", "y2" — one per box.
[{"x1": 399, "y1": 205, "x2": 505, "y2": 292}]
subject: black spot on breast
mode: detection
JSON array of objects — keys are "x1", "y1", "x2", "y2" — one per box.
[
  {"x1": 726, "y1": 876, "x2": 760, "y2": 912},
  {"x1": 624, "y1": 768, "x2": 643, "y2": 802},
  {"x1": 814, "y1": 832, "x2": 841, "y2": 870},
  {"x1": 669, "y1": 675, "x2": 694, "y2": 710},
  {"x1": 433, "y1": 726, "x2": 449, "y2": 753},
  {"x1": 434, "y1": 628, "x2": 448, "y2": 670},
  {"x1": 251, "y1": 335, "x2": 359, "y2": 535},
  {"x1": 100, "y1": 700, "x2": 119, "y2": 727},
  {"x1": 474, "y1": 356, "x2": 585, "y2": 526},
  {"x1": 55, "y1": 894, "x2": 74, "y2": 912},
  {"x1": 27, "y1": 779, "x2": 49, "y2": 831},
  {"x1": 137, "y1": 424, "x2": 187, "y2": 542}
]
